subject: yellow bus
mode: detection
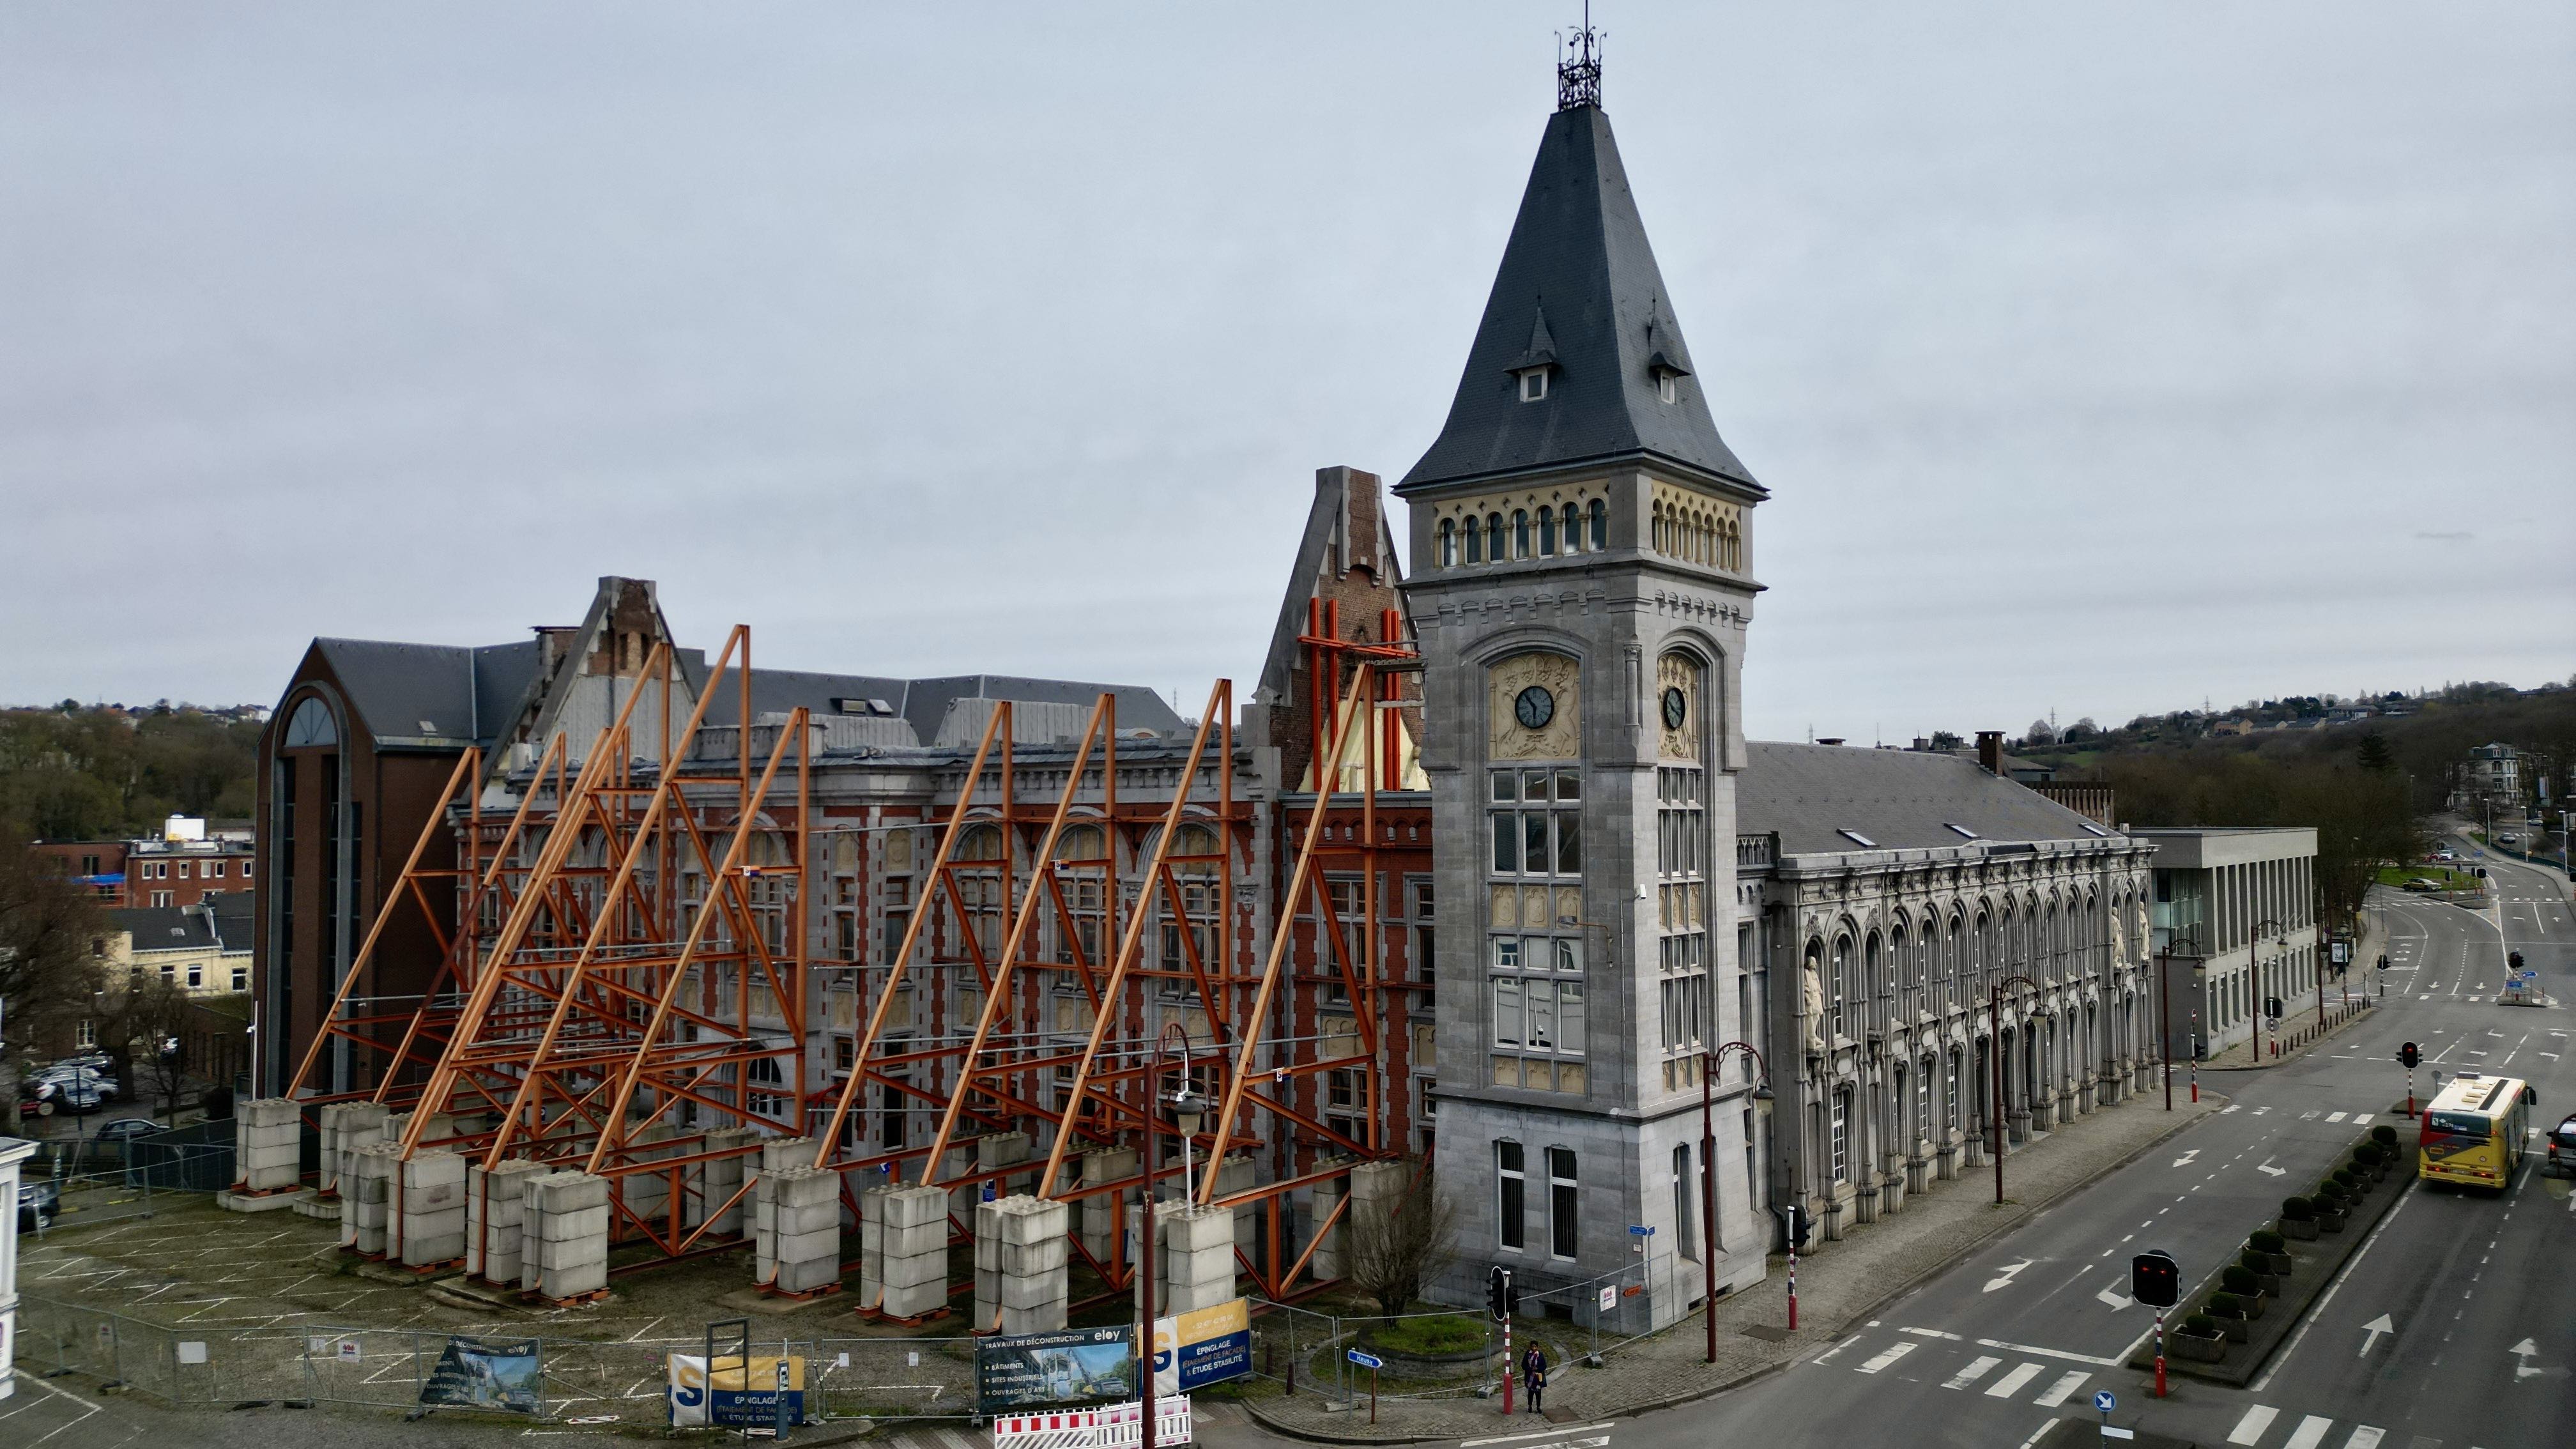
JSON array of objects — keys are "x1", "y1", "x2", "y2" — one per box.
[{"x1": 2418, "y1": 1073, "x2": 2536, "y2": 1190}]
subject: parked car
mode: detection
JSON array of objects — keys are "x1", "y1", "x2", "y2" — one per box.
[
  {"x1": 90, "y1": 1117, "x2": 162, "y2": 1145},
  {"x1": 2499, "y1": 833, "x2": 2520, "y2": 846},
  {"x1": 2433, "y1": 850, "x2": 2457, "y2": 861},
  {"x1": 17, "y1": 1176, "x2": 61, "y2": 1232},
  {"x1": 33, "y1": 1066, "x2": 119, "y2": 1114},
  {"x1": 2549, "y1": 1114, "x2": 2576, "y2": 1179}
]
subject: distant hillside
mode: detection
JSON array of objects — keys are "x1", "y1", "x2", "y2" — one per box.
[{"x1": 0, "y1": 705, "x2": 264, "y2": 841}]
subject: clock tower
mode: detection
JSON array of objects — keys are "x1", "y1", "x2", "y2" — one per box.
[{"x1": 1398, "y1": 51, "x2": 1770, "y2": 1322}]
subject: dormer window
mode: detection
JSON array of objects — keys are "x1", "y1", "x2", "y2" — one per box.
[
  {"x1": 1657, "y1": 372, "x2": 1677, "y2": 404},
  {"x1": 1519, "y1": 369, "x2": 1549, "y2": 402}
]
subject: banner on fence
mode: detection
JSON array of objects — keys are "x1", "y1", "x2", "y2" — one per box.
[
  {"x1": 665, "y1": 1353, "x2": 808, "y2": 1428},
  {"x1": 1151, "y1": 1299, "x2": 1250, "y2": 1395},
  {"x1": 990, "y1": 1395, "x2": 1191, "y2": 1449},
  {"x1": 418, "y1": 1336, "x2": 543, "y2": 1417},
  {"x1": 975, "y1": 1325, "x2": 1135, "y2": 1415}
]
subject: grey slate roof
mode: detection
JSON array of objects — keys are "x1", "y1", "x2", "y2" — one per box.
[
  {"x1": 1400, "y1": 104, "x2": 1761, "y2": 494},
  {"x1": 111, "y1": 905, "x2": 218, "y2": 953},
  {"x1": 206, "y1": 891, "x2": 257, "y2": 950},
  {"x1": 1739, "y1": 742, "x2": 2110, "y2": 856}
]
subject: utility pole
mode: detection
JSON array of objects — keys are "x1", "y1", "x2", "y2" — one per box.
[{"x1": 1698, "y1": 1043, "x2": 1767, "y2": 1363}]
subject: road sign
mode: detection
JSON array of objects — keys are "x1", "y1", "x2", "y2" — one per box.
[
  {"x1": 2094, "y1": 1390, "x2": 2116, "y2": 1412},
  {"x1": 1628, "y1": 1224, "x2": 1655, "y2": 1235},
  {"x1": 1346, "y1": 1350, "x2": 1384, "y2": 1369}
]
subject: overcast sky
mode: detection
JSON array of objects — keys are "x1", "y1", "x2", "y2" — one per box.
[{"x1": 3, "y1": 3, "x2": 2569, "y2": 742}]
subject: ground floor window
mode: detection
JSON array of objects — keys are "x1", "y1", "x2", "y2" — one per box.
[
  {"x1": 1547, "y1": 1147, "x2": 1579, "y2": 1259},
  {"x1": 1497, "y1": 1140, "x2": 1526, "y2": 1251},
  {"x1": 1830, "y1": 1089, "x2": 1850, "y2": 1183},
  {"x1": 1672, "y1": 1143, "x2": 1697, "y2": 1261}
]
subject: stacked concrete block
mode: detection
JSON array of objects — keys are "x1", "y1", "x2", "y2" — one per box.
[
  {"x1": 695, "y1": 1127, "x2": 760, "y2": 1238},
  {"x1": 1306, "y1": 1158, "x2": 1353, "y2": 1280},
  {"x1": 518, "y1": 1170, "x2": 570, "y2": 1293},
  {"x1": 527, "y1": 1170, "x2": 611, "y2": 1300},
  {"x1": 326, "y1": 1102, "x2": 389, "y2": 1200},
  {"x1": 398, "y1": 1150, "x2": 469, "y2": 1266},
  {"x1": 619, "y1": 1120, "x2": 677, "y2": 1230},
  {"x1": 878, "y1": 1184, "x2": 950, "y2": 1320},
  {"x1": 1157, "y1": 1204, "x2": 1237, "y2": 1313},
  {"x1": 1077, "y1": 1147, "x2": 1138, "y2": 1264},
  {"x1": 857, "y1": 1182, "x2": 891, "y2": 1308},
  {"x1": 942, "y1": 1141, "x2": 986, "y2": 1224},
  {"x1": 1213, "y1": 1154, "x2": 1257, "y2": 1256},
  {"x1": 466, "y1": 1158, "x2": 549, "y2": 1284},
  {"x1": 979, "y1": 1131, "x2": 1034, "y2": 1197},
  {"x1": 236, "y1": 1098, "x2": 302, "y2": 1193},
  {"x1": 347, "y1": 1142, "x2": 401, "y2": 1255},
  {"x1": 762, "y1": 1166, "x2": 842, "y2": 1295},
  {"x1": 976, "y1": 1194, "x2": 1069, "y2": 1335}
]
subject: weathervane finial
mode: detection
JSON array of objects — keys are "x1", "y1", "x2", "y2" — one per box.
[{"x1": 1556, "y1": 1, "x2": 1604, "y2": 111}]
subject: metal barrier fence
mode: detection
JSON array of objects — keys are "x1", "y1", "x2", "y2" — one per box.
[{"x1": 16, "y1": 1295, "x2": 982, "y2": 1425}]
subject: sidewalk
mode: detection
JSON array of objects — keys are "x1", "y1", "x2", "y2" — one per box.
[
  {"x1": 1241, "y1": 1088, "x2": 2226, "y2": 1444},
  {"x1": 2200, "y1": 995, "x2": 2377, "y2": 1073}
]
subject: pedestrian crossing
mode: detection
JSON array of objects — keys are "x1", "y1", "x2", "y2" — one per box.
[
  {"x1": 2222, "y1": 1402, "x2": 2493, "y2": 1449},
  {"x1": 2218, "y1": 1105, "x2": 2376, "y2": 1126}
]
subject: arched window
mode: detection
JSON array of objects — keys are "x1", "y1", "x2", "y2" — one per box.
[
  {"x1": 1830, "y1": 934, "x2": 1852, "y2": 1040},
  {"x1": 1589, "y1": 498, "x2": 1607, "y2": 550},
  {"x1": 1892, "y1": 925, "x2": 1912, "y2": 1017},
  {"x1": 1512, "y1": 510, "x2": 1531, "y2": 558},
  {"x1": 284, "y1": 696, "x2": 338, "y2": 747},
  {"x1": 1561, "y1": 503, "x2": 1581, "y2": 551},
  {"x1": 1464, "y1": 516, "x2": 1483, "y2": 564},
  {"x1": 1485, "y1": 512, "x2": 1505, "y2": 562},
  {"x1": 1438, "y1": 519, "x2": 1457, "y2": 567},
  {"x1": 1537, "y1": 507, "x2": 1556, "y2": 555},
  {"x1": 1651, "y1": 505, "x2": 1664, "y2": 553}
]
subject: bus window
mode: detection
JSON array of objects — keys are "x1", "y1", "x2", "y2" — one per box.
[{"x1": 2424, "y1": 1111, "x2": 2488, "y2": 1138}]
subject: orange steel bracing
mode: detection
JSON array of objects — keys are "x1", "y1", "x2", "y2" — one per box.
[{"x1": 293, "y1": 629, "x2": 817, "y2": 1261}]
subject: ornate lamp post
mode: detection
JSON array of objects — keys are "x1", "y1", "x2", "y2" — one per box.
[
  {"x1": 1988, "y1": 974, "x2": 2041, "y2": 1205},
  {"x1": 1696, "y1": 1041, "x2": 1768, "y2": 1362}
]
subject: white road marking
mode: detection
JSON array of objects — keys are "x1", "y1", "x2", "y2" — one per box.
[
  {"x1": 2281, "y1": 1417, "x2": 2333, "y2": 1449},
  {"x1": 2030, "y1": 1369, "x2": 2090, "y2": 1407},
  {"x1": 2326, "y1": 1112, "x2": 2348, "y2": 1123},
  {"x1": 2342, "y1": 1427, "x2": 2385, "y2": 1449},
  {"x1": 2258, "y1": 1159, "x2": 2286, "y2": 1176},
  {"x1": 1941, "y1": 1356, "x2": 2000, "y2": 1390},
  {"x1": 2354, "y1": 1114, "x2": 2373, "y2": 1126},
  {"x1": 1898, "y1": 1326, "x2": 1963, "y2": 1340},
  {"x1": 1461, "y1": 1427, "x2": 1612, "y2": 1448},
  {"x1": 1982, "y1": 1260, "x2": 2030, "y2": 1293},
  {"x1": 2172, "y1": 1149, "x2": 2200, "y2": 1168},
  {"x1": 2227, "y1": 1404, "x2": 2278, "y2": 1443},
  {"x1": 2358, "y1": 1314, "x2": 2393, "y2": 1355},
  {"x1": 1973, "y1": 1335, "x2": 2121, "y2": 1367},
  {"x1": 1855, "y1": 1343, "x2": 1915, "y2": 1374},
  {"x1": 1983, "y1": 1361, "x2": 2044, "y2": 1399},
  {"x1": 2096, "y1": 1284, "x2": 2131, "y2": 1309}
]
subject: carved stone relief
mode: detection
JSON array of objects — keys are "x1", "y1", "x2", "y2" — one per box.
[{"x1": 1487, "y1": 652, "x2": 1581, "y2": 760}]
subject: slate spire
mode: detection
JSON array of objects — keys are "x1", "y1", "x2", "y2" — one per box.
[{"x1": 1399, "y1": 100, "x2": 1760, "y2": 495}]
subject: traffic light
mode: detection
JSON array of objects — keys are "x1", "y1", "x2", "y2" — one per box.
[
  {"x1": 2129, "y1": 1250, "x2": 2179, "y2": 1309},
  {"x1": 1485, "y1": 1266, "x2": 1517, "y2": 1321},
  {"x1": 2399, "y1": 1041, "x2": 2421, "y2": 1069},
  {"x1": 1784, "y1": 1203, "x2": 1812, "y2": 1252},
  {"x1": 2265, "y1": 996, "x2": 2282, "y2": 1020}
]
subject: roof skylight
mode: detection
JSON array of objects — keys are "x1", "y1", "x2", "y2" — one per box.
[{"x1": 1838, "y1": 829, "x2": 1878, "y2": 848}]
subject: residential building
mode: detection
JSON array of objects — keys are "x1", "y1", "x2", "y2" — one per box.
[{"x1": 2136, "y1": 827, "x2": 2322, "y2": 1059}]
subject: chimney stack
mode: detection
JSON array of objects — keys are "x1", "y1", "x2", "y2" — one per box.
[{"x1": 1977, "y1": 731, "x2": 2004, "y2": 776}]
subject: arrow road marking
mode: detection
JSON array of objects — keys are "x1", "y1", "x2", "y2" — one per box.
[
  {"x1": 2512, "y1": 1337, "x2": 2542, "y2": 1379},
  {"x1": 2359, "y1": 1314, "x2": 2393, "y2": 1356},
  {"x1": 1982, "y1": 1260, "x2": 2031, "y2": 1293},
  {"x1": 2258, "y1": 1159, "x2": 2286, "y2": 1177},
  {"x1": 2096, "y1": 1284, "x2": 2131, "y2": 1309},
  {"x1": 2172, "y1": 1149, "x2": 2200, "y2": 1169}
]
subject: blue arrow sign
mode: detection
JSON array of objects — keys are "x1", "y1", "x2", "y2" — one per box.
[
  {"x1": 1628, "y1": 1224, "x2": 1655, "y2": 1236},
  {"x1": 2094, "y1": 1389, "x2": 2116, "y2": 1413},
  {"x1": 1347, "y1": 1349, "x2": 1384, "y2": 1369}
]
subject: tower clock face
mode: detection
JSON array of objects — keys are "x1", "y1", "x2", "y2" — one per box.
[
  {"x1": 1661, "y1": 686, "x2": 1688, "y2": 732},
  {"x1": 1514, "y1": 686, "x2": 1555, "y2": 732}
]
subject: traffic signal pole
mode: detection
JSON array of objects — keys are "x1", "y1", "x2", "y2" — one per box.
[{"x1": 2154, "y1": 1310, "x2": 2166, "y2": 1399}]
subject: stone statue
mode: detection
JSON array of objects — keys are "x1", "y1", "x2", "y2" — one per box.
[{"x1": 1801, "y1": 954, "x2": 1826, "y2": 1051}]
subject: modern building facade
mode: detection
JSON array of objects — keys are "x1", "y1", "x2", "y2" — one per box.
[{"x1": 2138, "y1": 826, "x2": 2321, "y2": 1059}]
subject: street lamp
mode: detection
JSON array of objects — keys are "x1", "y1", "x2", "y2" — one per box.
[
  {"x1": 1989, "y1": 974, "x2": 2041, "y2": 1206},
  {"x1": 2156, "y1": 925, "x2": 2205, "y2": 1114},
  {"x1": 1139, "y1": 1022, "x2": 1197, "y2": 1449},
  {"x1": 2249, "y1": 918, "x2": 2288, "y2": 1062},
  {"x1": 1696, "y1": 1041, "x2": 1768, "y2": 1361}
]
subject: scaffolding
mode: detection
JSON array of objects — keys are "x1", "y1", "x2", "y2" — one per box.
[{"x1": 289, "y1": 614, "x2": 1425, "y2": 1302}]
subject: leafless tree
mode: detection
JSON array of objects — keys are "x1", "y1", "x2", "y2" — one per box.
[
  {"x1": 1346, "y1": 1162, "x2": 1457, "y2": 1322},
  {"x1": 1, "y1": 829, "x2": 107, "y2": 1133}
]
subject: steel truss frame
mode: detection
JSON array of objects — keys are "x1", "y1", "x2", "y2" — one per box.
[{"x1": 289, "y1": 628, "x2": 813, "y2": 1259}]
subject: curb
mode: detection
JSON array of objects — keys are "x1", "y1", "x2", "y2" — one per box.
[
  {"x1": 2200, "y1": 1002, "x2": 2379, "y2": 1075},
  {"x1": 1239, "y1": 1090, "x2": 2226, "y2": 1445}
]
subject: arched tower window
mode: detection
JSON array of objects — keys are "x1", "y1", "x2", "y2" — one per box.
[
  {"x1": 1560, "y1": 503, "x2": 1581, "y2": 551},
  {"x1": 1485, "y1": 512, "x2": 1505, "y2": 562},
  {"x1": 1512, "y1": 510, "x2": 1531, "y2": 558},
  {"x1": 1438, "y1": 518, "x2": 1457, "y2": 567},
  {"x1": 1464, "y1": 515, "x2": 1483, "y2": 564},
  {"x1": 1589, "y1": 498, "x2": 1607, "y2": 550},
  {"x1": 1537, "y1": 507, "x2": 1557, "y2": 555}
]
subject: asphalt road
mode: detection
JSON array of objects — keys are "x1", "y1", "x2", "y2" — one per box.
[{"x1": 1535, "y1": 833, "x2": 2571, "y2": 1449}]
